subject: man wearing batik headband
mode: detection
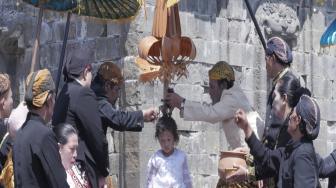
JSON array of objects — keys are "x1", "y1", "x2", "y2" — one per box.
[
  {"x1": 53, "y1": 49, "x2": 108, "y2": 188},
  {"x1": 91, "y1": 62, "x2": 157, "y2": 134},
  {"x1": 234, "y1": 94, "x2": 321, "y2": 188},
  {"x1": 166, "y1": 61, "x2": 264, "y2": 187},
  {"x1": 13, "y1": 69, "x2": 69, "y2": 188},
  {"x1": 264, "y1": 37, "x2": 297, "y2": 147},
  {"x1": 0, "y1": 73, "x2": 13, "y2": 188}
]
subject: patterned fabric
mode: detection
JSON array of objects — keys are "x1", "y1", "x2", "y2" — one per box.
[
  {"x1": 0, "y1": 74, "x2": 10, "y2": 98},
  {"x1": 146, "y1": 148, "x2": 192, "y2": 188},
  {"x1": 320, "y1": 19, "x2": 336, "y2": 47},
  {"x1": 295, "y1": 95, "x2": 320, "y2": 141},
  {"x1": 23, "y1": 0, "x2": 77, "y2": 11},
  {"x1": 266, "y1": 37, "x2": 292, "y2": 64},
  {"x1": 0, "y1": 135, "x2": 14, "y2": 188},
  {"x1": 208, "y1": 61, "x2": 235, "y2": 81},
  {"x1": 25, "y1": 69, "x2": 55, "y2": 108},
  {"x1": 66, "y1": 162, "x2": 91, "y2": 188},
  {"x1": 74, "y1": 0, "x2": 142, "y2": 21}
]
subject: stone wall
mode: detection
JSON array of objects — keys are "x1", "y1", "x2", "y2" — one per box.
[{"x1": 1, "y1": 0, "x2": 336, "y2": 187}]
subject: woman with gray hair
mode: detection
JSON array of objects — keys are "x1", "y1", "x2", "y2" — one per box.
[{"x1": 234, "y1": 94, "x2": 321, "y2": 188}]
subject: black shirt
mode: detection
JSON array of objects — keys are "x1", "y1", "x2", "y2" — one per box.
[{"x1": 247, "y1": 132, "x2": 319, "y2": 188}]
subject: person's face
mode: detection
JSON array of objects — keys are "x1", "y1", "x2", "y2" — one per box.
[
  {"x1": 83, "y1": 66, "x2": 93, "y2": 88},
  {"x1": 158, "y1": 130, "x2": 175, "y2": 156},
  {"x1": 105, "y1": 83, "x2": 120, "y2": 105},
  {"x1": 59, "y1": 133, "x2": 78, "y2": 170},
  {"x1": 287, "y1": 108, "x2": 301, "y2": 136},
  {"x1": 265, "y1": 54, "x2": 280, "y2": 79},
  {"x1": 0, "y1": 88, "x2": 13, "y2": 118},
  {"x1": 272, "y1": 83, "x2": 287, "y2": 120},
  {"x1": 209, "y1": 79, "x2": 223, "y2": 104}
]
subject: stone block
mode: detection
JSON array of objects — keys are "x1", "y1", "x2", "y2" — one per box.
[
  {"x1": 108, "y1": 153, "x2": 120, "y2": 174},
  {"x1": 292, "y1": 52, "x2": 311, "y2": 76},
  {"x1": 125, "y1": 151, "x2": 140, "y2": 173},
  {"x1": 51, "y1": 20, "x2": 76, "y2": 42},
  {"x1": 314, "y1": 139, "x2": 328, "y2": 157},
  {"x1": 311, "y1": 11, "x2": 326, "y2": 32},
  {"x1": 311, "y1": 76, "x2": 332, "y2": 100},
  {"x1": 253, "y1": 90, "x2": 267, "y2": 117},
  {"x1": 123, "y1": 56, "x2": 141, "y2": 80},
  {"x1": 125, "y1": 132, "x2": 140, "y2": 152},
  {"x1": 95, "y1": 36, "x2": 121, "y2": 60},
  {"x1": 213, "y1": 18, "x2": 229, "y2": 42},
  {"x1": 125, "y1": 172, "x2": 140, "y2": 188},
  {"x1": 112, "y1": 131, "x2": 121, "y2": 153},
  {"x1": 196, "y1": 15, "x2": 213, "y2": 40},
  {"x1": 322, "y1": 55, "x2": 336, "y2": 80},
  {"x1": 228, "y1": 20, "x2": 250, "y2": 43},
  {"x1": 327, "y1": 121, "x2": 336, "y2": 141},
  {"x1": 227, "y1": 0, "x2": 246, "y2": 20},
  {"x1": 139, "y1": 124, "x2": 160, "y2": 152},
  {"x1": 192, "y1": 174, "x2": 219, "y2": 188},
  {"x1": 107, "y1": 22, "x2": 129, "y2": 37},
  {"x1": 107, "y1": 129, "x2": 116, "y2": 153},
  {"x1": 173, "y1": 84, "x2": 204, "y2": 102},
  {"x1": 85, "y1": 21, "x2": 106, "y2": 38},
  {"x1": 180, "y1": 130, "x2": 220, "y2": 154},
  {"x1": 219, "y1": 41, "x2": 229, "y2": 63},
  {"x1": 186, "y1": 13, "x2": 200, "y2": 39},
  {"x1": 242, "y1": 44, "x2": 257, "y2": 69},
  {"x1": 228, "y1": 42, "x2": 245, "y2": 67},
  {"x1": 125, "y1": 80, "x2": 141, "y2": 106},
  {"x1": 318, "y1": 100, "x2": 336, "y2": 121},
  {"x1": 187, "y1": 153, "x2": 219, "y2": 175},
  {"x1": 204, "y1": 41, "x2": 221, "y2": 63},
  {"x1": 174, "y1": 63, "x2": 210, "y2": 85},
  {"x1": 311, "y1": 54, "x2": 324, "y2": 78}
]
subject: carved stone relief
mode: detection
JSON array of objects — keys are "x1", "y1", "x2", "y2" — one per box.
[{"x1": 255, "y1": 1, "x2": 300, "y2": 48}]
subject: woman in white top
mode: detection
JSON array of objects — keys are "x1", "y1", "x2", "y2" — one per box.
[{"x1": 147, "y1": 116, "x2": 192, "y2": 188}]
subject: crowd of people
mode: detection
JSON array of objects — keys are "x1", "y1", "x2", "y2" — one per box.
[{"x1": 0, "y1": 36, "x2": 335, "y2": 188}]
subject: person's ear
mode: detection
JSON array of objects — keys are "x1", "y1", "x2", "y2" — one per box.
[
  {"x1": 83, "y1": 67, "x2": 89, "y2": 81},
  {"x1": 282, "y1": 94, "x2": 288, "y2": 104}
]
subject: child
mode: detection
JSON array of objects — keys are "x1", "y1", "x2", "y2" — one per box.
[{"x1": 146, "y1": 116, "x2": 192, "y2": 188}]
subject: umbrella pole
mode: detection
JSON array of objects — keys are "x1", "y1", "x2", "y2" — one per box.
[
  {"x1": 30, "y1": 8, "x2": 43, "y2": 73},
  {"x1": 55, "y1": 12, "x2": 72, "y2": 97},
  {"x1": 243, "y1": 0, "x2": 266, "y2": 50}
]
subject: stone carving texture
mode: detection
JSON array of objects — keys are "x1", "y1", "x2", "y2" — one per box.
[{"x1": 256, "y1": 1, "x2": 300, "y2": 46}]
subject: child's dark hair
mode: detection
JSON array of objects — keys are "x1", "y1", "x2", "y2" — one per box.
[{"x1": 155, "y1": 116, "x2": 179, "y2": 143}]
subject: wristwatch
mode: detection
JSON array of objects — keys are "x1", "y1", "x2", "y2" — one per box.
[{"x1": 180, "y1": 98, "x2": 186, "y2": 118}]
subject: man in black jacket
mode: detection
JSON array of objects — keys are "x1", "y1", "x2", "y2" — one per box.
[
  {"x1": 91, "y1": 61, "x2": 157, "y2": 134},
  {"x1": 52, "y1": 50, "x2": 108, "y2": 188},
  {"x1": 13, "y1": 69, "x2": 68, "y2": 188}
]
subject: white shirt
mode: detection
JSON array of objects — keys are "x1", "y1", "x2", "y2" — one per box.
[
  {"x1": 146, "y1": 148, "x2": 192, "y2": 188},
  {"x1": 183, "y1": 84, "x2": 264, "y2": 150}
]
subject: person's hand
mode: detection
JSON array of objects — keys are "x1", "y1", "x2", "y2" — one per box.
[
  {"x1": 257, "y1": 180, "x2": 263, "y2": 188},
  {"x1": 142, "y1": 107, "x2": 159, "y2": 122},
  {"x1": 232, "y1": 147, "x2": 249, "y2": 154},
  {"x1": 226, "y1": 164, "x2": 248, "y2": 183},
  {"x1": 98, "y1": 176, "x2": 107, "y2": 188},
  {"x1": 8, "y1": 102, "x2": 29, "y2": 138},
  {"x1": 165, "y1": 93, "x2": 184, "y2": 109},
  {"x1": 234, "y1": 109, "x2": 252, "y2": 138}
]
